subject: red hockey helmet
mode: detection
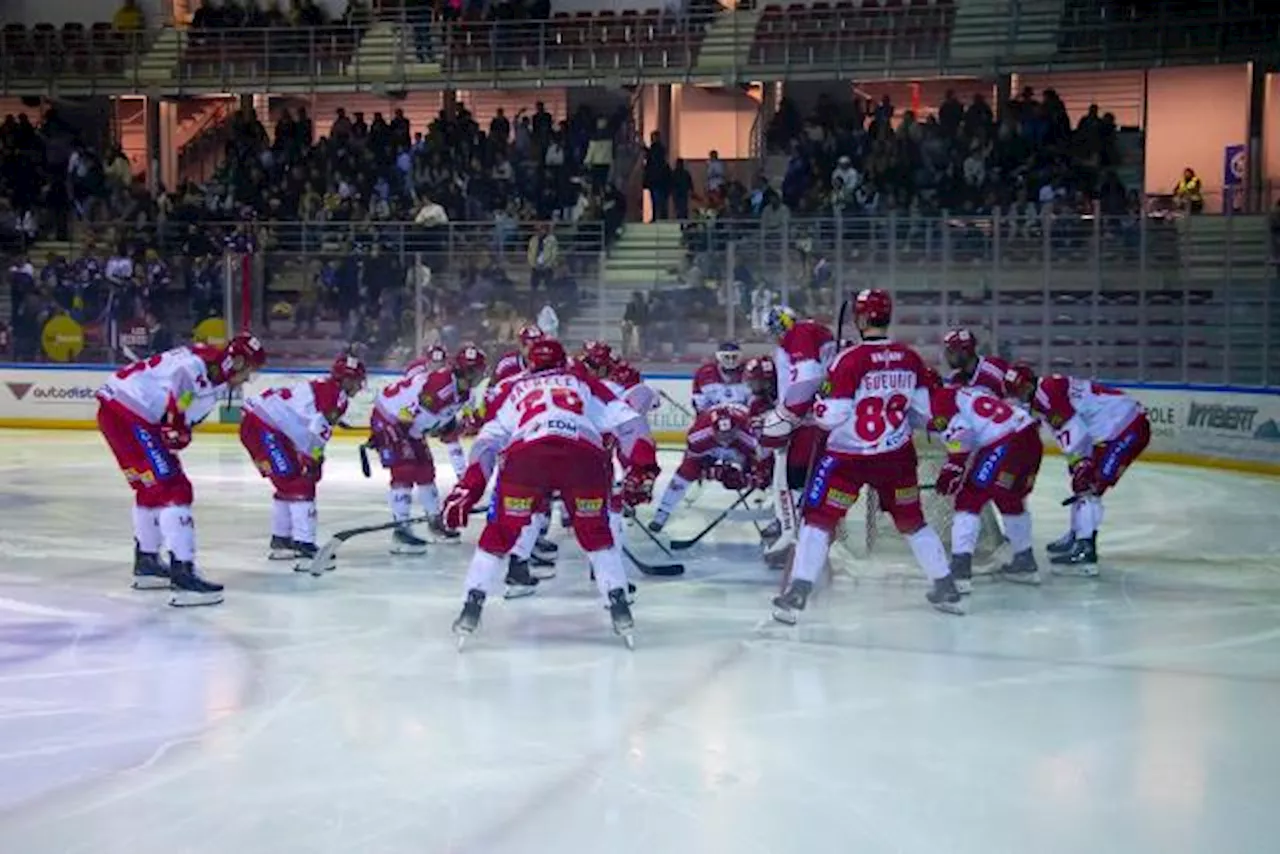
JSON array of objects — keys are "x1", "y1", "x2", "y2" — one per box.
[
  {"x1": 427, "y1": 344, "x2": 448, "y2": 364},
  {"x1": 312, "y1": 378, "x2": 349, "y2": 425},
  {"x1": 854, "y1": 288, "x2": 893, "y2": 329},
  {"x1": 452, "y1": 344, "x2": 488, "y2": 387},
  {"x1": 610, "y1": 361, "x2": 641, "y2": 389},
  {"x1": 1003, "y1": 362, "x2": 1037, "y2": 402},
  {"x1": 527, "y1": 338, "x2": 568, "y2": 373},
  {"x1": 942, "y1": 328, "x2": 977, "y2": 370},
  {"x1": 518, "y1": 324, "x2": 544, "y2": 350},
  {"x1": 205, "y1": 332, "x2": 265, "y2": 385},
  {"x1": 744, "y1": 355, "x2": 776, "y2": 395},
  {"x1": 712, "y1": 407, "x2": 736, "y2": 442},
  {"x1": 579, "y1": 340, "x2": 616, "y2": 376},
  {"x1": 330, "y1": 352, "x2": 367, "y2": 394}
]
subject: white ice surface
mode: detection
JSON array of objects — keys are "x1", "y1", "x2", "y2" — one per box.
[{"x1": 0, "y1": 431, "x2": 1279, "y2": 853}]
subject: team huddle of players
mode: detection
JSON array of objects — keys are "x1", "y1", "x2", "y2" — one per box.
[{"x1": 92, "y1": 287, "x2": 1151, "y2": 641}]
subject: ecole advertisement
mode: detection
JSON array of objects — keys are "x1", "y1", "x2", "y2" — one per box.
[{"x1": 1, "y1": 366, "x2": 1278, "y2": 470}]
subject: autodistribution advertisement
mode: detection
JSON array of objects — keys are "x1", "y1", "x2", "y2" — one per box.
[{"x1": 0, "y1": 365, "x2": 1277, "y2": 473}]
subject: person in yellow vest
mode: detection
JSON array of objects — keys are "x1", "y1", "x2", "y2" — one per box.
[
  {"x1": 1174, "y1": 167, "x2": 1204, "y2": 214},
  {"x1": 113, "y1": 0, "x2": 145, "y2": 30}
]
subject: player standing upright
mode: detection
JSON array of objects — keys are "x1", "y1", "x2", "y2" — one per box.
[
  {"x1": 942, "y1": 329, "x2": 1010, "y2": 395},
  {"x1": 772, "y1": 289, "x2": 963, "y2": 622},
  {"x1": 691, "y1": 342, "x2": 751, "y2": 411},
  {"x1": 370, "y1": 345, "x2": 487, "y2": 553},
  {"x1": 96, "y1": 333, "x2": 267, "y2": 606},
  {"x1": 441, "y1": 338, "x2": 660, "y2": 648},
  {"x1": 240, "y1": 353, "x2": 367, "y2": 568},
  {"x1": 1005, "y1": 365, "x2": 1150, "y2": 575},
  {"x1": 758, "y1": 306, "x2": 836, "y2": 564}
]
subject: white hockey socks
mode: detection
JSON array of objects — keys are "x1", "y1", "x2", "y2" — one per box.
[
  {"x1": 907, "y1": 526, "x2": 950, "y2": 580},
  {"x1": 950, "y1": 510, "x2": 981, "y2": 557},
  {"x1": 290, "y1": 501, "x2": 318, "y2": 546},
  {"x1": 1003, "y1": 512, "x2": 1034, "y2": 553},
  {"x1": 512, "y1": 516, "x2": 541, "y2": 560},
  {"x1": 1073, "y1": 497, "x2": 1103, "y2": 538},
  {"x1": 389, "y1": 487, "x2": 413, "y2": 522},
  {"x1": 132, "y1": 505, "x2": 162, "y2": 553},
  {"x1": 789, "y1": 524, "x2": 832, "y2": 585},
  {"x1": 463, "y1": 549, "x2": 505, "y2": 596},
  {"x1": 656, "y1": 474, "x2": 692, "y2": 516},
  {"x1": 159, "y1": 505, "x2": 197, "y2": 562},
  {"x1": 609, "y1": 510, "x2": 626, "y2": 547},
  {"x1": 418, "y1": 484, "x2": 441, "y2": 518},
  {"x1": 587, "y1": 547, "x2": 629, "y2": 597},
  {"x1": 446, "y1": 441, "x2": 467, "y2": 480},
  {"x1": 270, "y1": 499, "x2": 291, "y2": 539}
]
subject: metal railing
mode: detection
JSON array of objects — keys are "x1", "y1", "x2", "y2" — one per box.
[{"x1": 2, "y1": 3, "x2": 1279, "y2": 95}]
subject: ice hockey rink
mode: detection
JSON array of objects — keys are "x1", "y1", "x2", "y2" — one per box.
[{"x1": 1, "y1": 430, "x2": 1280, "y2": 854}]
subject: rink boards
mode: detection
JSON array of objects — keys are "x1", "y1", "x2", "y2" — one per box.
[{"x1": 0, "y1": 364, "x2": 1277, "y2": 476}]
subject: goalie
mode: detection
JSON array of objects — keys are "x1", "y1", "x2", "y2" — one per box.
[{"x1": 649, "y1": 403, "x2": 769, "y2": 533}]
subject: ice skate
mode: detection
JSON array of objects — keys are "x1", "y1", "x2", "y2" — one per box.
[
  {"x1": 950, "y1": 553, "x2": 974, "y2": 595},
  {"x1": 528, "y1": 551, "x2": 557, "y2": 580},
  {"x1": 759, "y1": 519, "x2": 782, "y2": 549},
  {"x1": 590, "y1": 568, "x2": 636, "y2": 600},
  {"x1": 998, "y1": 548, "x2": 1041, "y2": 585},
  {"x1": 926, "y1": 575, "x2": 965, "y2": 615},
  {"x1": 607, "y1": 588, "x2": 635, "y2": 649},
  {"x1": 267, "y1": 535, "x2": 297, "y2": 561},
  {"x1": 131, "y1": 543, "x2": 170, "y2": 590},
  {"x1": 390, "y1": 525, "x2": 429, "y2": 555},
  {"x1": 291, "y1": 541, "x2": 333, "y2": 573},
  {"x1": 771, "y1": 578, "x2": 813, "y2": 625},
  {"x1": 504, "y1": 556, "x2": 540, "y2": 599},
  {"x1": 1046, "y1": 530, "x2": 1076, "y2": 555},
  {"x1": 168, "y1": 557, "x2": 225, "y2": 607},
  {"x1": 452, "y1": 589, "x2": 486, "y2": 648},
  {"x1": 426, "y1": 515, "x2": 461, "y2": 544},
  {"x1": 1050, "y1": 537, "x2": 1100, "y2": 577},
  {"x1": 533, "y1": 537, "x2": 558, "y2": 557},
  {"x1": 648, "y1": 509, "x2": 669, "y2": 533}
]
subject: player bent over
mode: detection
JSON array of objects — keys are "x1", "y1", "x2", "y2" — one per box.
[
  {"x1": 96, "y1": 333, "x2": 266, "y2": 606},
  {"x1": 240, "y1": 353, "x2": 367, "y2": 568},
  {"x1": 370, "y1": 345, "x2": 488, "y2": 553},
  {"x1": 1005, "y1": 364, "x2": 1150, "y2": 575},
  {"x1": 942, "y1": 328, "x2": 1010, "y2": 395},
  {"x1": 441, "y1": 338, "x2": 660, "y2": 648},
  {"x1": 925, "y1": 384, "x2": 1044, "y2": 589},
  {"x1": 691, "y1": 341, "x2": 751, "y2": 411},
  {"x1": 773, "y1": 289, "x2": 963, "y2": 622},
  {"x1": 649, "y1": 403, "x2": 769, "y2": 532}
]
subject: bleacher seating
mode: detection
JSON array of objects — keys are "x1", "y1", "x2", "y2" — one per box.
[
  {"x1": 0, "y1": 21, "x2": 139, "y2": 77},
  {"x1": 751, "y1": 0, "x2": 956, "y2": 67}
]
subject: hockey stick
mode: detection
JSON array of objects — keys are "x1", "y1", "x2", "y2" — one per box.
[
  {"x1": 358, "y1": 442, "x2": 372, "y2": 478},
  {"x1": 308, "y1": 514, "x2": 431, "y2": 576},
  {"x1": 624, "y1": 507, "x2": 676, "y2": 558},
  {"x1": 670, "y1": 489, "x2": 756, "y2": 551},
  {"x1": 623, "y1": 545, "x2": 685, "y2": 577},
  {"x1": 658, "y1": 389, "x2": 695, "y2": 419}
]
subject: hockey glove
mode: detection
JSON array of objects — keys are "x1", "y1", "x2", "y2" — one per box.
[
  {"x1": 300, "y1": 447, "x2": 324, "y2": 479},
  {"x1": 1069, "y1": 457, "x2": 1096, "y2": 496},
  {"x1": 712, "y1": 462, "x2": 749, "y2": 491},
  {"x1": 758, "y1": 406, "x2": 798, "y2": 449},
  {"x1": 934, "y1": 455, "x2": 967, "y2": 496},
  {"x1": 750, "y1": 455, "x2": 775, "y2": 490},
  {"x1": 621, "y1": 467, "x2": 658, "y2": 507},
  {"x1": 442, "y1": 464, "x2": 487, "y2": 530}
]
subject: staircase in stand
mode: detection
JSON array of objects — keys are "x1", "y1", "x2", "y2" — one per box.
[
  {"x1": 352, "y1": 21, "x2": 442, "y2": 82},
  {"x1": 691, "y1": 4, "x2": 764, "y2": 77}
]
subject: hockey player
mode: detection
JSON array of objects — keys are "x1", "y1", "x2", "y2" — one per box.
[
  {"x1": 772, "y1": 289, "x2": 964, "y2": 622},
  {"x1": 491, "y1": 324, "x2": 545, "y2": 383},
  {"x1": 1004, "y1": 364, "x2": 1150, "y2": 575},
  {"x1": 942, "y1": 328, "x2": 1010, "y2": 396},
  {"x1": 574, "y1": 340, "x2": 618, "y2": 379},
  {"x1": 441, "y1": 338, "x2": 660, "y2": 647},
  {"x1": 691, "y1": 342, "x2": 751, "y2": 411},
  {"x1": 649, "y1": 403, "x2": 770, "y2": 532},
  {"x1": 241, "y1": 353, "x2": 367, "y2": 567},
  {"x1": 924, "y1": 383, "x2": 1044, "y2": 589},
  {"x1": 758, "y1": 306, "x2": 836, "y2": 564},
  {"x1": 370, "y1": 345, "x2": 488, "y2": 553},
  {"x1": 406, "y1": 344, "x2": 449, "y2": 377},
  {"x1": 96, "y1": 333, "x2": 267, "y2": 606},
  {"x1": 744, "y1": 355, "x2": 777, "y2": 418}
]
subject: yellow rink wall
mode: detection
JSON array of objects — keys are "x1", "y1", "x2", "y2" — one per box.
[{"x1": 1, "y1": 365, "x2": 1278, "y2": 478}]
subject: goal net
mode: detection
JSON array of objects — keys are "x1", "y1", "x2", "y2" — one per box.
[{"x1": 831, "y1": 434, "x2": 1007, "y2": 582}]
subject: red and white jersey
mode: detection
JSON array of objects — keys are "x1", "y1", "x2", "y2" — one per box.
[
  {"x1": 947, "y1": 355, "x2": 1011, "y2": 397},
  {"x1": 1032, "y1": 375, "x2": 1143, "y2": 459},
  {"x1": 605, "y1": 377, "x2": 657, "y2": 417},
  {"x1": 491, "y1": 350, "x2": 525, "y2": 384},
  {"x1": 244, "y1": 379, "x2": 347, "y2": 459},
  {"x1": 686, "y1": 404, "x2": 762, "y2": 466},
  {"x1": 924, "y1": 385, "x2": 1035, "y2": 457},
  {"x1": 775, "y1": 320, "x2": 836, "y2": 419},
  {"x1": 691, "y1": 362, "x2": 750, "y2": 411},
  {"x1": 374, "y1": 368, "x2": 467, "y2": 438},
  {"x1": 748, "y1": 391, "x2": 775, "y2": 419},
  {"x1": 815, "y1": 338, "x2": 934, "y2": 456},
  {"x1": 98, "y1": 347, "x2": 224, "y2": 426},
  {"x1": 471, "y1": 369, "x2": 654, "y2": 476}
]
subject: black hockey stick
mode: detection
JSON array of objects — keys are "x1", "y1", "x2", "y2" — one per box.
[
  {"x1": 623, "y1": 545, "x2": 685, "y2": 577},
  {"x1": 358, "y1": 442, "x2": 372, "y2": 478},
  {"x1": 308, "y1": 514, "x2": 432, "y2": 576},
  {"x1": 670, "y1": 489, "x2": 756, "y2": 551},
  {"x1": 623, "y1": 506, "x2": 676, "y2": 558},
  {"x1": 658, "y1": 389, "x2": 695, "y2": 419}
]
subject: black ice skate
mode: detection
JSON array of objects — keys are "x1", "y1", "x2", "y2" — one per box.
[
  {"x1": 608, "y1": 588, "x2": 635, "y2": 649},
  {"x1": 1050, "y1": 536, "x2": 1099, "y2": 577},
  {"x1": 926, "y1": 575, "x2": 965, "y2": 615},
  {"x1": 1046, "y1": 531, "x2": 1076, "y2": 555},
  {"x1": 529, "y1": 550, "x2": 557, "y2": 579},
  {"x1": 999, "y1": 548, "x2": 1041, "y2": 585},
  {"x1": 771, "y1": 578, "x2": 813, "y2": 625},
  {"x1": 291, "y1": 541, "x2": 332, "y2": 573},
  {"x1": 168, "y1": 556, "x2": 225, "y2": 607},
  {"x1": 453, "y1": 588, "x2": 486, "y2": 648},
  {"x1": 132, "y1": 543, "x2": 170, "y2": 590},
  {"x1": 390, "y1": 525, "x2": 429, "y2": 555},
  {"x1": 534, "y1": 537, "x2": 558, "y2": 557},
  {"x1": 950, "y1": 553, "x2": 974, "y2": 595},
  {"x1": 647, "y1": 509, "x2": 669, "y2": 533},
  {"x1": 504, "y1": 557, "x2": 540, "y2": 599},
  {"x1": 590, "y1": 568, "x2": 636, "y2": 600},
  {"x1": 268, "y1": 535, "x2": 299, "y2": 560},
  {"x1": 426, "y1": 515, "x2": 461, "y2": 543}
]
